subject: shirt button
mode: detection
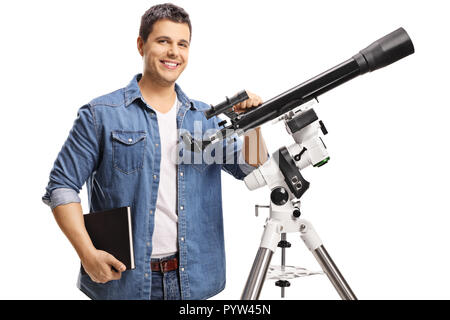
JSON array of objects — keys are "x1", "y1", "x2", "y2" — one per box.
[
  {"x1": 180, "y1": 172, "x2": 184, "y2": 177},
  {"x1": 145, "y1": 273, "x2": 149, "y2": 278},
  {"x1": 149, "y1": 210, "x2": 153, "y2": 214},
  {"x1": 153, "y1": 175, "x2": 157, "y2": 180},
  {"x1": 146, "y1": 242, "x2": 150, "y2": 247},
  {"x1": 181, "y1": 237, "x2": 185, "y2": 241},
  {"x1": 155, "y1": 143, "x2": 159, "y2": 147},
  {"x1": 181, "y1": 267, "x2": 185, "y2": 272},
  {"x1": 128, "y1": 138, "x2": 133, "y2": 143},
  {"x1": 180, "y1": 205, "x2": 184, "y2": 210}
]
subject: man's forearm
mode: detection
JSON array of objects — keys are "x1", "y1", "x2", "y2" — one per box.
[
  {"x1": 243, "y1": 127, "x2": 269, "y2": 167},
  {"x1": 52, "y1": 202, "x2": 96, "y2": 261}
]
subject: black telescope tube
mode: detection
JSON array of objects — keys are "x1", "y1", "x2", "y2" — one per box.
[
  {"x1": 231, "y1": 27, "x2": 414, "y2": 131},
  {"x1": 234, "y1": 58, "x2": 361, "y2": 130}
]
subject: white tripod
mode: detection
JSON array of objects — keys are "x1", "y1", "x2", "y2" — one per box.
[
  {"x1": 241, "y1": 199, "x2": 356, "y2": 300},
  {"x1": 240, "y1": 103, "x2": 357, "y2": 300}
]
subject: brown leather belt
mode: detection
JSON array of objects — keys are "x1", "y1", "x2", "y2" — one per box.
[{"x1": 151, "y1": 257, "x2": 178, "y2": 272}]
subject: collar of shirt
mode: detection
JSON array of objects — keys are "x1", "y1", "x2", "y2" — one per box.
[{"x1": 124, "y1": 73, "x2": 197, "y2": 112}]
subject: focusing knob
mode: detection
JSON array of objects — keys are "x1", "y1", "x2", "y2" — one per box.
[
  {"x1": 218, "y1": 120, "x2": 227, "y2": 127},
  {"x1": 293, "y1": 208, "x2": 301, "y2": 218},
  {"x1": 319, "y1": 120, "x2": 328, "y2": 135},
  {"x1": 270, "y1": 187, "x2": 289, "y2": 206}
]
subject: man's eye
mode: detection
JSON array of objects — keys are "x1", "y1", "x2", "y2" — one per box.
[{"x1": 159, "y1": 40, "x2": 168, "y2": 44}]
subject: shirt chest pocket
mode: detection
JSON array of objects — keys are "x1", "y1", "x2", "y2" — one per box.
[{"x1": 112, "y1": 131, "x2": 146, "y2": 174}]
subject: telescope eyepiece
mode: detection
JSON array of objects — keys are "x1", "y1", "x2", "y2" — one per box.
[{"x1": 354, "y1": 27, "x2": 415, "y2": 74}]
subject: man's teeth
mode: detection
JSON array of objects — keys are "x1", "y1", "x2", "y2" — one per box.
[{"x1": 163, "y1": 61, "x2": 178, "y2": 67}]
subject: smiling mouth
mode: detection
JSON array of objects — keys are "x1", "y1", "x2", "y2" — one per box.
[{"x1": 160, "y1": 60, "x2": 180, "y2": 70}]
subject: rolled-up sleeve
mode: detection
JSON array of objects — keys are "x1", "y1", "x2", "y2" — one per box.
[
  {"x1": 42, "y1": 104, "x2": 99, "y2": 210},
  {"x1": 42, "y1": 188, "x2": 81, "y2": 210}
]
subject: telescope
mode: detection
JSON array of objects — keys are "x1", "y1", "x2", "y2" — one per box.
[
  {"x1": 187, "y1": 27, "x2": 414, "y2": 300},
  {"x1": 183, "y1": 27, "x2": 414, "y2": 152}
]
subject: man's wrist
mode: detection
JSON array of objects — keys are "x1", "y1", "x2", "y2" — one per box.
[{"x1": 78, "y1": 245, "x2": 97, "y2": 262}]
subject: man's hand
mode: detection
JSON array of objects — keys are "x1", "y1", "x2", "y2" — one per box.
[
  {"x1": 81, "y1": 249, "x2": 126, "y2": 284},
  {"x1": 52, "y1": 203, "x2": 126, "y2": 284},
  {"x1": 232, "y1": 90, "x2": 263, "y2": 113}
]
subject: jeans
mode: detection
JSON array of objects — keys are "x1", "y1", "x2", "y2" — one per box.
[{"x1": 150, "y1": 254, "x2": 181, "y2": 300}]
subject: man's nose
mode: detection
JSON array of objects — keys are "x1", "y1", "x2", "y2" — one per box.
[{"x1": 167, "y1": 44, "x2": 179, "y2": 57}]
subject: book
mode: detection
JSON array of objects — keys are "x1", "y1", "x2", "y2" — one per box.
[{"x1": 81, "y1": 206, "x2": 135, "y2": 274}]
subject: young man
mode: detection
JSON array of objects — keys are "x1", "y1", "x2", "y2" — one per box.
[{"x1": 42, "y1": 3, "x2": 268, "y2": 300}]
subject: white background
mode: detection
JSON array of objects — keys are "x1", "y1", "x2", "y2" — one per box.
[{"x1": 0, "y1": 0, "x2": 449, "y2": 300}]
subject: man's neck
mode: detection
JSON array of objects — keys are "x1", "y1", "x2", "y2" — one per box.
[{"x1": 138, "y1": 74, "x2": 177, "y2": 113}]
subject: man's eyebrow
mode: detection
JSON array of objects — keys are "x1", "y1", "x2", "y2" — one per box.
[{"x1": 155, "y1": 36, "x2": 189, "y2": 45}]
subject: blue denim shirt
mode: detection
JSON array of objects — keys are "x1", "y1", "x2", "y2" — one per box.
[{"x1": 42, "y1": 74, "x2": 255, "y2": 300}]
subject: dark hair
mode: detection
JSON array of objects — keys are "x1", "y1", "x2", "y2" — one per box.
[{"x1": 139, "y1": 3, "x2": 192, "y2": 43}]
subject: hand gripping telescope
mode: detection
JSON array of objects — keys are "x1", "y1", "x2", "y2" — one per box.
[{"x1": 182, "y1": 27, "x2": 414, "y2": 152}]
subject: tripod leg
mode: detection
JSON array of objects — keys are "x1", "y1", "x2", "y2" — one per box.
[
  {"x1": 299, "y1": 220, "x2": 357, "y2": 300},
  {"x1": 241, "y1": 247, "x2": 274, "y2": 300},
  {"x1": 313, "y1": 245, "x2": 357, "y2": 300},
  {"x1": 241, "y1": 220, "x2": 281, "y2": 300}
]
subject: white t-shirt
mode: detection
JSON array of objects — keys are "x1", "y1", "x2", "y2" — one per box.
[{"x1": 151, "y1": 97, "x2": 179, "y2": 258}]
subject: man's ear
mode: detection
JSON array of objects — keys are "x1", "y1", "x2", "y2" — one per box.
[{"x1": 137, "y1": 36, "x2": 144, "y2": 57}]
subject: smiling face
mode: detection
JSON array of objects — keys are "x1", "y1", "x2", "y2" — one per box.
[{"x1": 137, "y1": 19, "x2": 190, "y2": 87}]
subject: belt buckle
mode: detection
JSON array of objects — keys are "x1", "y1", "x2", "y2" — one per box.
[{"x1": 159, "y1": 259, "x2": 168, "y2": 273}]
